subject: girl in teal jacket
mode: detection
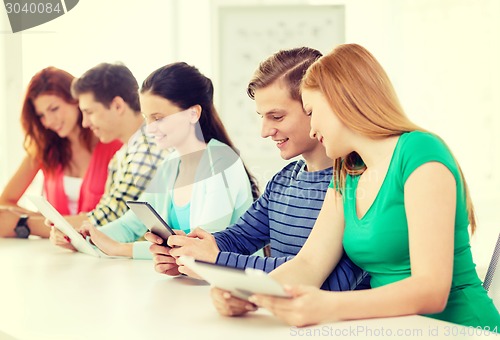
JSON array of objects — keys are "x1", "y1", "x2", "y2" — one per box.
[{"x1": 53, "y1": 62, "x2": 257, "y2": 259}]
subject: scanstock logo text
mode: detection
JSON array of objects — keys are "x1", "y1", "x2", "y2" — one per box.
[{"x1": 4, "y1": 0, "x2": 79, "y2": 33}]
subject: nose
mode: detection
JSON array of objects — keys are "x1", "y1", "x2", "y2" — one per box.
[
  {"x1": 145, "y1": 121, "x2": 157, "y2": 134},
  {"x1": 260, "y1": 119, "x2": 277, "y2": 139},
  {"x1": 309, "y1": 128, "x2": 317, "y2": 140},
  {"x1": 81, "y1": 112, "x2": 90, "y2": 128},
  {"x1": 43, "y1": 111, "x2": 57, "y2": 129}
]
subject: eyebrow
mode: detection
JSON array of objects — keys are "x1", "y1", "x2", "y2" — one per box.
[
  {"x1": 256, "y1": 109, "x2": 287, "y2": 116},
  {"x1": 36, "y1": 102, "x2": 57, "y2": 115},
  {"x1": 143, "y1": 112, "x2": 166, "y2": 121},
  {"x1": 148, "y1": 112, "x2": 164, "y2": 118}
]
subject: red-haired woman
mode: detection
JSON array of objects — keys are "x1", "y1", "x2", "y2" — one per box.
[{"x1": 0, "y1": 67, "x2": 121, "y2": 238}]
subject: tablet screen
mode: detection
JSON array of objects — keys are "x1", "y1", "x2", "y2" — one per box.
[
  {"x1": 28, "y1": 195, "x2": 99, "y2": 257},
  {"x1": 126, "y1": 200, "x2": 175, "y2": 246}
]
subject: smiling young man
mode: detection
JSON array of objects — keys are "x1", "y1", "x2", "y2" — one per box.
[{"x1": 68, "y1": 63, "x2": 168, "y2": 227}]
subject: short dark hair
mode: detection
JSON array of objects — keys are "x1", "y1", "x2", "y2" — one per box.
[
  {"x1": 247, "y1": 47, "x2": 322, "y2": 101},
  {"x1": 71, "y1": 62, "x2": 140, "y2": 112}
]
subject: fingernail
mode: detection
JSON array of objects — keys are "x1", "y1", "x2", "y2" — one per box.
[
  {"x1": 223, "y1": 292, "x2": 231, "y2": 299},
  {"x1": 64, "y1": 236, "x2": 71, "y2": 243},
  {"x1": 248, "y1": 296, "x2": 257, "y2": 304}
]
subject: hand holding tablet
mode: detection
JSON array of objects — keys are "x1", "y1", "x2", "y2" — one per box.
[
  {"x1": 126, "y1": 200, "x2": 175, "y2": 247},
  {"x1": 28, "y1": 195, "x2": 100, "y2": 257},
  {"x1": 179, "y1": 256, "x2": 290, "y2": 300}
]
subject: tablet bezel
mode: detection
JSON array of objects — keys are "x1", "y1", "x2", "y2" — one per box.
[
  {"x1": 27, "y1": 195, "x2": 99, "y2": 257},
  {"x1": 125, "y1": 200, "x2": 175, "y2": 246},
  {"x1": 179, "y1": 256, "x2": 290, "y2": 300}
]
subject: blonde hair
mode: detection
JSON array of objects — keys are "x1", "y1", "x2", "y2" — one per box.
[{"x1": 302, "y1": 43, "x2": 476, "y2": 233}]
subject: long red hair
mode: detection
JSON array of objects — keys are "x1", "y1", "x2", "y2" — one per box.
[{"x1": 21, "y1": 67, "x2": 94, "y2": 173}]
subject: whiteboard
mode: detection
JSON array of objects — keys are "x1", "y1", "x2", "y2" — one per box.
[{"x1": 214, "y1": 4, "x2": 345, "y2": 187}]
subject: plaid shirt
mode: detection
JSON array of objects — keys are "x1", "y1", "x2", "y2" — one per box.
[{"x1": 87, "y1": 125, "x2": 167, "y2": 226}]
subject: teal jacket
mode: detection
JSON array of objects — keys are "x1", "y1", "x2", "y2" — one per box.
[{"x1": 98, "y1": 139, "x2": 253, "y2": 259}]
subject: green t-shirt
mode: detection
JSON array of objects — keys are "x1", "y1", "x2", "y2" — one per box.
[{"x1": 333, "y1": 131, "x2": 499, "y2": 330}]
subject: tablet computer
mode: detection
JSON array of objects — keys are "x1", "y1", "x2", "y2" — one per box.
[
  {"x1": 179, "y1": 256, "x2": 290, "y2": 300},
  {"x1": 126, "y1": 200, "x2": 175, "y2": 246},
  {"x1": 27, "y1": 196, "x2": 100, "y2": 257}
]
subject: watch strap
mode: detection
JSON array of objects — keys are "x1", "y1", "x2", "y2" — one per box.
[{"x1": 14, "y1": 214, "x2": 30, "y2": 239}]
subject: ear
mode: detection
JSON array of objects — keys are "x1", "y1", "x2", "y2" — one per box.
[
  {"x1": 110, "y1": 96, "x2": 126, "y2": 114},
  {"x1": 189, "y1": 104, "x2": 202, "y2": 124}
]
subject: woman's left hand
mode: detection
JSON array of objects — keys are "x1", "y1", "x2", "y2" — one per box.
[
  {"x1": 249, "y1": 285, "x2": 333, "y2": 327},
  {"x1": 79, "y1": 222, "x2": 130, "y2": 257}
]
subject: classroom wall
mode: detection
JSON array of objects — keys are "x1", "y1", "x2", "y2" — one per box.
[{"x1": 1, "y1": 0, "x2": 498, "y2": 270}]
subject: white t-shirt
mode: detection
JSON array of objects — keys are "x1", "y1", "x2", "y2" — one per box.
[{"x1": 63, "y1": 176, "x2": 83, "y2": 215}]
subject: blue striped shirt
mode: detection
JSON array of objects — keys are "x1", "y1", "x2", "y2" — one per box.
[{"x1": 214, "y1": 160, "x2": 368, "y2": 291}]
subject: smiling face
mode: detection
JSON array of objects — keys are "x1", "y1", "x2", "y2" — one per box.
[
  {"x1": 77, "y1": 92, "x2": 120, "y2": 143},
  {"x1": 302, "y1": 88, "x2": 352, "y2": 160},
  {"x1": 140, "y1": 92, "x2": 195, "y2": 150},
  {"x1": 254, "y1": 82, "x2": 322, "y2": 160},
  {"x1": 32, "y1": 94, "x2": 80, "y2": 138}
]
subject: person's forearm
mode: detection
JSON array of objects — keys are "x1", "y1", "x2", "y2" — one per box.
[
  {"x1": 216, "y1": 252, "x2": 293, "y2": 272},
  {"x1": 117, "y1": 243, "x2": 133, "y2": 257},
  {"x1": 0, "y1": 208, "x2": 17, "y2": 237},
  {"x1": 0, "y1": 199, "x2": 18, "y2": 207},
  {"x1": 63, "y1": 214, "x2": 89, "y2": 229},
  {"x1": 0, "y1": 209, "x2": 44, "y2": 237},
  {"x1": 0, "y1": 201, "x2": 37, "y2": 214},
  {"x1": 270, "y1": 240, "x2": 344, "y2": 288},
  {"x1": 322, "y1": 276, "x2": 449, "y2": 322},
  {"x1": 270, "y1": 256, "x2": 328, "y2": 287},
  {"x1": 26, "y1": 215, "x2": 50, "y2": 238}
]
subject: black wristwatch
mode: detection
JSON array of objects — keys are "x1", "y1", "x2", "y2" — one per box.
[{"x1": 14, "y1": 214, "x2": 30, "y2": 239}]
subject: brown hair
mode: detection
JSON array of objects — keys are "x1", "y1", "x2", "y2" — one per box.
[
  {"x1": 247, "y1": 47, "x2": 322, "y2": 101},
  {"x1": 21, "y1": 67, "x2": 93, "y2": 172},
  {"x1": 71, "y1": 62, "x2": 140, "y2": 112},
  {"x1": 302, "y1": 43, "x2": 476, "y2": 233}
]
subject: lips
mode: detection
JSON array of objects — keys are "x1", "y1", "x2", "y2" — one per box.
[
  {"x1": 274, "y1": 138, "x2": 289, "y2": 149},
  {"x1": 53, "y1": 124, "x2": 63, "y2": 133},
  {"x1": 154, "y1": 135, "x2": 166, "y2": 142}
]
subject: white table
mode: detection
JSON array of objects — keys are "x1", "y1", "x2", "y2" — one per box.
[{"x1": 0, "y1": 239, "x2": 497, "y2": 340}]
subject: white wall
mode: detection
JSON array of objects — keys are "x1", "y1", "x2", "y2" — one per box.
[
  {"x1": 342, "y1": 0, "x2": 500, "y2": 271},
  {"x1": 0, "y1": 0, "x2": 498, "y2": 270},
  {"x1": 0, "y1": 10, "x2": 25, "y2": 193}
]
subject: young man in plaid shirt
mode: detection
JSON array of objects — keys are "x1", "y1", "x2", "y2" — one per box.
[{"x1": 71, "y1": 63, "x2": 167, "y2": 227}]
